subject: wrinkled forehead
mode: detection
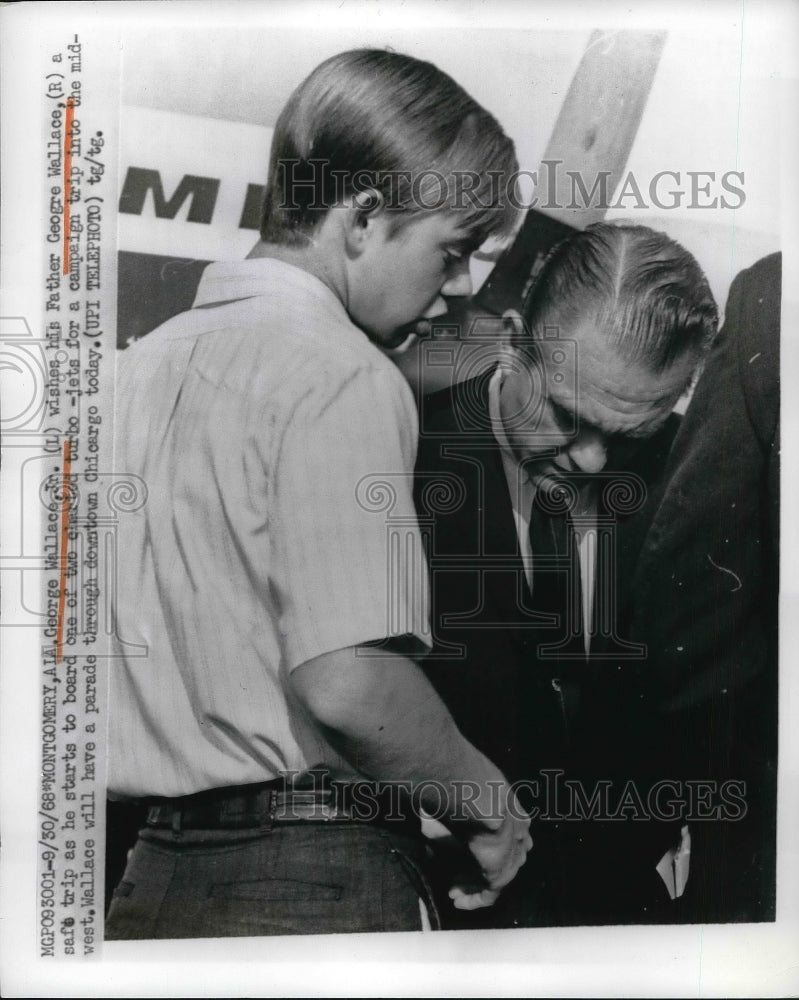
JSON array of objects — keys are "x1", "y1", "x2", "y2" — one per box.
[{"x1": 538, "y1": 323, "x2": 697, "y2": 435}]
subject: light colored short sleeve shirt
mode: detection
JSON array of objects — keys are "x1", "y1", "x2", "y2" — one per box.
[{"x1": 109, "y1": 258, "x2": 430, "y2": 797}]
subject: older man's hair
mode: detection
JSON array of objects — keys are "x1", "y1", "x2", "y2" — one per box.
[
  {"x1": 260, "y1": 48, "x2": 519, "y2": 246},
  {"x1": 521, "y1": 223, "x2": 718, "y2": 372}
]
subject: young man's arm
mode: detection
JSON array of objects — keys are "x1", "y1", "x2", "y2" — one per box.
[{"x1": 290, "y1": 645, "x2": 532, "y2": 905}]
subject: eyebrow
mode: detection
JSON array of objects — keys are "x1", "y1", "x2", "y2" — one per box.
[
  {"x1": 549, "y1": 396, "x2": 668, "y2": 442},
  {"x1": 446, "y1": 233, "x2": 484, "y2": 255}
]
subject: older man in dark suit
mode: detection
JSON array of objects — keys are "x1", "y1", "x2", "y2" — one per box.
[{"x1": 414, "y1": 223, "x2": 719, "y2": 926}]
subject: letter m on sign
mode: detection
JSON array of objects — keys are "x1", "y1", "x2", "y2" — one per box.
[{"x1": 118, "y1": 168, "x2": 220, "y2": 223}]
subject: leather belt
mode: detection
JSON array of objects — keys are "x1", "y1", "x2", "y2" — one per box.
[{"x1": 146, "y1": 782, "x2": 356, "y2": 833}]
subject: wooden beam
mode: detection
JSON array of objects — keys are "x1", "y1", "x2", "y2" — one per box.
[
  {"x1": 535, "y1": 31, "x2": 666, "y2": 229},
  {"x1": 477, "y1": 30, "x2": 666, "y2": 316},
  {"x1": 535, "y1": 29, "x2": 667, "y2": 228}
]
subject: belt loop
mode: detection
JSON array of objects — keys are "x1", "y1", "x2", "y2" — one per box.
[{"x1": 171, "y1": 806, "x2": 182, "y2": 836}]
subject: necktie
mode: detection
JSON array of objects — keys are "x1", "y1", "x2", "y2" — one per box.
[
  {"x1": 528, "y1": 486, "x2": 584, "y2": 658},
  {"x1": 527, "y1": 484, "x2": 586, "y2": 752}
]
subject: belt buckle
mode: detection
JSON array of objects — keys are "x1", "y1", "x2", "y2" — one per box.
[{"x1": 273, "y1": 788, "x2": 342, "y2": 822}]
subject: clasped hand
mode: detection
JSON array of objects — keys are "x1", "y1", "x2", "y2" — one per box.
[{"x1": 422, "y1": 797, "x2": 533, "y2": 910}]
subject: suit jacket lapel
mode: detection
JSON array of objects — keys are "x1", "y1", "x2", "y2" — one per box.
[{"x1": 448, "y1": 373, "x2": 533, "y2": 651}]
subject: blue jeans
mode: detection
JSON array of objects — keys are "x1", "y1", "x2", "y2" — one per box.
[{"x1": 105, "y1": 821, "x2": 439, "y2": 938}]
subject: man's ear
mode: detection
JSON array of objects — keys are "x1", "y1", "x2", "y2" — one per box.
[
  {"x1": 498, "y1": 309, "x2": 525, "y2": 367},
  {"x1": 344, "y1": 189, "x2": 385, "y2": 256}
]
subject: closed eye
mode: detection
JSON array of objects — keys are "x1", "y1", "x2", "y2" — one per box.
[
  {"x1": 549, "y1": 399, "x2": 577, "y2": 434},
  {"x1": 442, "y1": 234, "x2": 483, "y2": 265}
]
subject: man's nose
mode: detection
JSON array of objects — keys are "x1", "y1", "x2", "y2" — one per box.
[{"x1": 567, "y1": 429, "x2": 608, "y2": 474}]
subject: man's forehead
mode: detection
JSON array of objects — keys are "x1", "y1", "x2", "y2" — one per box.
[{"x1": 539, "y1": 322, "x2": 696, "y2": 409}]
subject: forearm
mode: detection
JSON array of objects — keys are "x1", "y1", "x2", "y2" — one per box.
[
  {"x1": 290, "y1": 646, "x2": 509, "y2": 831},
  {"x1": 291, "y1": 644, "x2": 532, "y2": 904}
]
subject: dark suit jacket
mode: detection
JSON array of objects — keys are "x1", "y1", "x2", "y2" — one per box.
[
  {"x1": 625, "y1": 253, "x2": 780, "y2": 921},
  {"x1": 414, "y1": 369, "x2": 682, "y2": 926},
  {"x1": 415, "y1": 367, "x2": 680, "y2": 782}
]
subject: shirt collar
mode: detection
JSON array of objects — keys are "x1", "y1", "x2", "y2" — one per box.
[
  {"x1": 487, "y1": 365, "x2": 515, "y2": 460},
  {"x1": 488, "y1": 365, "x2": 536, "y2": 515},
  {"x1": 193, "y1": 257, "x2": 348, "y2": 323}
]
